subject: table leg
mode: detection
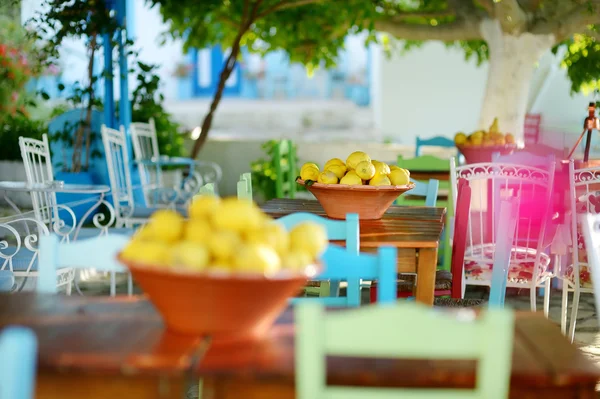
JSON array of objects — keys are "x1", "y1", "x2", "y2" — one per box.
[{"x1": 415, "y1": 248, "x2": 438, "y2": 306}]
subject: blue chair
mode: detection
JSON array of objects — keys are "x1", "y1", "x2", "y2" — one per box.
[
  {"x1": 38, "y1": 234, "x2": 130, "y2": 296},
  {"x1": 291, "y1": 244, "x2": 397, "y2": 307},
  {"x1": 277, "y1": 213, "x2": 359, "y2": 297},
  {"x1": 488, "y1": 199, "x2": 519, "y2": 308},
  {"x1": 396, "y1": 178, "x2": 439, "y2": 207},
  {"x1": 0, "y1": 270, "x2": 15, "y2": 292},
  {"x1": 0, "y1": 326, "x2": 37, "y2": 399},
  {"x1": 415, "y1": 136, "x2": 455, "y2": 157}
]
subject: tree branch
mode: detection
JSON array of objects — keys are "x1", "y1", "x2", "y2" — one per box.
[
  {"x1": 375, "y1": 19, "x2": 482, "y2": 41},
  {"x1": 493, "y1": 0, "x2": 528, "y2": 34},
  {"x1": 256, "y1": 0, "x2": 325, "y2": 19},
  {"x1": 531, "y1": 3, "x2": 600, "y2": 41}
]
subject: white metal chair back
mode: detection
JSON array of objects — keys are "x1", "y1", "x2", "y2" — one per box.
[
  {"x1": 130, "y1": 119, "x2": 163, "y2": 204},
  {"x1": 101, "y1": 125, "x2": 134, "y2": 226},
  {"x1": 450, "y1": 158, "x2": 555, "y2": 294},
  {"x1": 37, "y1": 233, "x2": 129, "y2": 295},
  {"x1": 18, "y1": 134, "x2": 57, "y2": 226},
  {"x1": 581, "y1": 212, "x2": 600, "y2": 328}
]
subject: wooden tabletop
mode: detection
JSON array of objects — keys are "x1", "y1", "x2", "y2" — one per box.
[
  {"x1": 3, "y1": 294, "x2": 597, "y2": 396},
  {"x1": 262, "y1": 199, "x2": 446, "y2": 249}
]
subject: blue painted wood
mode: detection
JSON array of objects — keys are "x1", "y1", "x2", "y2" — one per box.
[
  {"x1": 291, "y1": 245, "x2": 397, "y2": 307},
  {"x1": 190, "y1": 46, "x2": 242, "y2": 97},
  {"x1": 415, "y1": 136, "x2": 455, "y2": 157},
  {"x1": 489, "y1": 199, "x2": 519, "y2": 308},
  {"x1": 37, "y1": 234, "x2": 129, "y2": 295},
  {"x1": 0, "y1": 327, "x2": 37, "y2": 399},
  {"x1": 102, "y1": 34, "x2": 115, "y2": 129},
  {"x1": 409, "y1": 178, "x2": 439, "y2": 207}
]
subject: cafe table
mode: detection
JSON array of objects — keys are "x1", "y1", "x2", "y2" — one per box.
[
  {"x1": 261, "y1": 199, "x2": 446, "y2": 306},
  {"x1": 1, "y1": 294, "x2": 599, "y2": 399}
]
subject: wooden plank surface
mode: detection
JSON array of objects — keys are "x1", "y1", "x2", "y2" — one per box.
[{"x1": 262, "y1": 199, "x2": 446, "y2": 223}]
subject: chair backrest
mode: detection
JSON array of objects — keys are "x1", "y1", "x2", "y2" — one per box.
[
  {"x1": 19, "y1": 134, "x2": 57, "y2": 225},
  {"x1": 492, "y1": 151, "x2": 555, "y2": 169},
  {"x1": 524, "y1": 113, "x2": 541, "y2": 146},
  {"x1": 580, "y1": 212, "x2": 600, "y2": 327},
  {"x1": 488, "y1": 199, "x2": 519, "y2": 308},
  {"x1": 415, "y1": 136, "x2": 455, "y2": 157},
  {"x1": 398, "y1": 154, "x2": 450, "y2": 172},
  {"x1": 292, "y1": 245, "x2": 397, "y2": 307},
  {"x1": 37, "y1": 233, "x2": 129, "y2": 294},
  {"x1": 101, "y1": 125, "x2": 135, "y2": 223},
  {"x1": 568, "y1": 161, "x2": 600, "y2": 287},
  {"x1": 273, "y1": 140, "x2": 297, "y2": 199},
  {"x1": 130, "y1": 119, "x2": 162, "y2": 203},
  {"x1": 197, "y1": 183, "x2": 216, "y2": 196},
  {"x1": 397, "y1": 178, "x2": 438, "y2": 207},
  {"x1": 450, "y1": 157, "x2": 555, "y2": 285},
  {"x1": 237, "y1": 172, "x2": 253, "y2": 201},
  {"x1": 277, "y1": 212, "x2": 360, "y2": 255},
  {"x1": 450, "y1": 178, "x2": 470, "y2": 298},
  {"x1": 0, "y1": 326, "x2": 37, "y2": 399},
  {"x1": 295, "y1": 302, "x2": 514, "y2": 399}
]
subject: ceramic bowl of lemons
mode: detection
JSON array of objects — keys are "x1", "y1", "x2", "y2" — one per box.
[
  {"x1": 454, "y1": 120, "x2": 517, "y2": 164},
  {"x1": 118, "y1": 197, "x2": 326, "y2": 345},
  {"x1": 298, "y1": 152, "x2": 415, "y2": 220}
]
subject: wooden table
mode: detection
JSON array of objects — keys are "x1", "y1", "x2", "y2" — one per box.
[
  {"x1": 2, "y1": 294, "x2": 599, "y2": 399},
  {"x1": 262, "y1": 199, "x2": 445, "y2": 305}
]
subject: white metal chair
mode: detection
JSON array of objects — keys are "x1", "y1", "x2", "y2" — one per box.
[
  {"x1": 580, "y1": 212, "x2": 600, "y2": 330},
  {"x1": 450, "y1": 157, "x2": 555, "y2": 314},
  {"x1": 37, "y1": 233, "x2": 130, "y2": 296},
  {"x1": 562, "y1": 161, "x2": 600, "y2": 341}
]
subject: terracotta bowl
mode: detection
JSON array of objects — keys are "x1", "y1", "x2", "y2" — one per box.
[
  {"x1": 457, "y1": 144, "x2": 517, "y2": 164},
  {"x1": 297, "y1": 179, "x2": 415, "y2": 220},
  {"x1": 120, "y1": 257, "x2": 314, "y2": 345}
]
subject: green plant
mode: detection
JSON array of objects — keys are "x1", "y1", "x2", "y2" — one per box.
[
  {"x1": 0, "y1": 113, "x2": 48, "y2": 161},
  {"x1": 250, "y1": 140, "x2": 306, "y2": 201}
]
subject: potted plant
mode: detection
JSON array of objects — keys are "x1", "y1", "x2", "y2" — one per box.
[{"x1": 173, "y1": 61, "x2": 193, "y2": 100}]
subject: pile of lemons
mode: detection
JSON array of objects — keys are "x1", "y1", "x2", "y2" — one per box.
[
  {"x1": 454, "y1": 117, "x2": 515, "y2": 147},
  {"x1": 300, "y1": 151, "x2": 410, "y2": 187},
  {"x1": 120, "y1": 196, "x2": 328, "y2": 275}
]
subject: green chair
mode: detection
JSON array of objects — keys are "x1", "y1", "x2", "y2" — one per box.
[
  {"x1": 197, "y1": 183, "x2": 216, "y2": 196},
  {"x1": 296, "y1": 302, "x2": 514, "y2": 399},
  {"x1": 274, "y1": 140, "x2": 297, "y2": 199},
  {"x1": 398, "y1": 155, "x2": 453, "y2": 271},
  {"x1": 237, "y1": 172, "x2": 252, "y2": 201}
]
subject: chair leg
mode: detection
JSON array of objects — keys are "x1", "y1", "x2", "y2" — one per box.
[
  {"x1": 568, "y1": 286, "x2": 581, "y2": 343},
  {"x1": 561, "y1": 281, "x2": 569, "y2": 335},
  {"x1": 66, "y1": 280, "x2": 73, "y2": 296},
  {"x1": 529, "y1": 285, "x2": 537, "y2": 312},
  {"x1": 543, "y1": 279, "x2": 551, "y2": 318},
  {"x1": 127, "y1": 273, "x2": 133, "y2": 296}
]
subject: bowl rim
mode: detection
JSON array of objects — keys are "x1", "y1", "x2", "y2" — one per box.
[
  {"x1": 118, "y1": 254, "x2": 321, "y2": 281},
  {"x1": 297, "y1": 178, "x2": 415, "y2": 192}
]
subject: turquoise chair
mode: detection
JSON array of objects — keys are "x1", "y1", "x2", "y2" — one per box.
[
  {"x1": 415, "y1": 136, "x2": 455, "y2": 157},
  {"x1": 237, "y1": 172, "x2": 252, "y2": 201},
  {"x1": 278, "y1": 212, "x2": 359, "y2": 297},
  {"x1": 296, "y1": 301, "x2": 514, "y2": 399},
  {"x1": 396, "y1": 178, "x2": 439, "y2": 207},
  {"x1": 37, "y1": 234, "x2": 130, "y2": 296},
  {"x1": 0, "y1": 326, "x2": 37, "y2": 399},
  {"x1": 489, "y1": 199, "x2": 519, "y2": 308},
  {"x1": 291, "y1": 245, "x2": 397, "y2": 307}
]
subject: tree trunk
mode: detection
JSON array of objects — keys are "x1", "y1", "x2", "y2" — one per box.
[{"x1": 478, "y1": 20, "x2": 554, "y2": 141}]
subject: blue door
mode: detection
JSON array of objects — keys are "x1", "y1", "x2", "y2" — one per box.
[{"x1": 190, "y1": 45, "x2": 241, "y2": 97}]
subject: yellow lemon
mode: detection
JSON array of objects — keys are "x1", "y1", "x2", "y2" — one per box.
[
  {"x1": 301, "y1": 162, "x2": 319, "y2": 172},
  {"x1": 324, "y1": 158, "x2": 345, "y2": 170},
  {"x1": 470, "y1": 137, "x2": 483, "y2": 146},
  {"x1": 495, "y1": 137, "x2": 506, "y2": 145},
  {"x1": 325, "y1": 164, "x2": 346, "y2": 179},
  {"x1": 184, "y1": 220, "x2": 213, "y2": 244},
  {"x1": 168, "y1": 241, "x2": 210, "y2": 271},
  {"x1": 355, "y1": 160, "x2": 376, "y2": 180},
  {"x1": 454, "y1": 132, "x2": 467, "y2": 145},
  {"x1": 369, "y1": 174, "x2": 392, "y2": 186},
  {"x1": 482, "y1": 139, "x2": 495, "y2": 147},
  {"x1": 245, "y1": 222, "x2": 290, "y2": 256},
  {"x1": 389, "y1": 165, "x2": 401, "y2": 172},
  {"x1": 132, "y1": 225, "x2": 153, "y2": 241},
  {"x1": 146, "y1": 210, "x2": 184, "y2": 243},
  {"x1": 189, "y1": 195, "x2": 221, "y2": 220},
  {"x1": 374, "y1": 162, "x2": 390, "y2": 176},
  {"x1": 211, "y1": 197, "x2": 263, "y2": 233},
  {"x1": 346, "y1": 151, "x2": 371, "y2": 171},
  {"x1": 505, "y1": 133, "x2": 515, "y2": 144},
  {"x1": 389, "y1": 168, "x2": 411, "y2": 186},
  {"x1": 121, "y1": 240, "x2": 170, "y2": 265},
  {"x1": 317, "y1": 170, "x2": 338, "y2": 184},
  {"x1": 289, "y1": 222, "x2": 328, "y2": 258},
  {"x1": 207, "y1": 230, "x2": 242, "y2": 261},
  {"x1": 401, "y1": 168, "x2": 410, "y2": 176},
  {"x1": 280, "y1": 250, "x2": 313, "y2": 271},
  {"x1": 234, "y1": 244, "x2": 281, "y2": 275},
  {"x1": 300, "y1": 165, "x2": 320, "y2": 181},
  {"x1": 339, "y1": 171, "x2": 362, "y2": 186},
  {"x1": 471, "y1": 131, "x2": 484, "y2": 141}
]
